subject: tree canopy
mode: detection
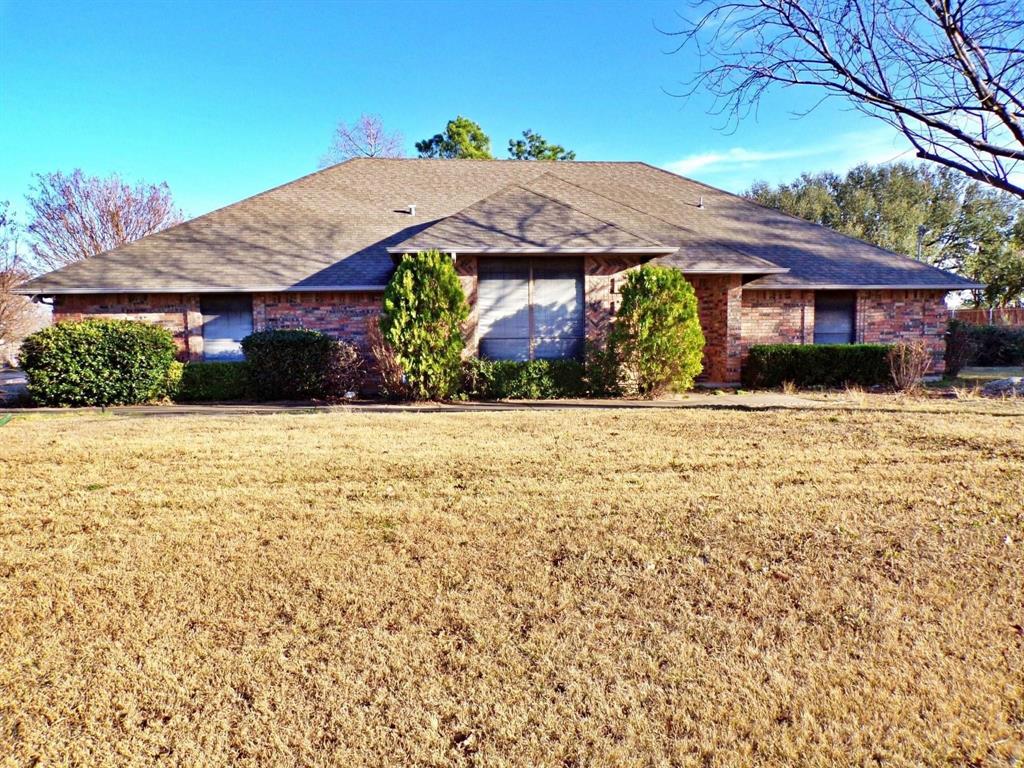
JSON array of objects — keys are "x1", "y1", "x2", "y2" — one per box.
[
  {"x1": 415, "y1": 116, "x2": 493, "y2": 159},
  {"x1": 507, "y1": 129, "x2": 576, "y2": 161},
  {"x1": 747, "y1": 162, "x2": 1024, "y2": 306}
]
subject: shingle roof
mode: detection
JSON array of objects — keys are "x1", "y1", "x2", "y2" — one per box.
[
  {"x1": 391, "y1": 177, "x2": 670, "y2": 254},
  {"x1": 18, "y1": 158, "x2": 981, "y2": 294}
]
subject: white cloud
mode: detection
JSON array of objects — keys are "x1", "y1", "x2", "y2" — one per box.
[
  {"x1": 663, "y1": 128, "x2": 908, "y2": 188},
  {"x1": 664, "y1": 147, "x2": 817, "y2": 175}
]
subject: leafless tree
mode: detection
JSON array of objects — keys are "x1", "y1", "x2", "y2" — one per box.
[
  {"x1": 0, "y1": 204, "x2": 45, "y2": 365},
  {"x1": 667, "y1": 0, "x2": 1024, "y2": 197},
  {"x1": 25, "y1": 170, "x2": 183, "y2": 271},
  {"x1": 320, "y1": 113, "x2": 405, "y2": 167}
]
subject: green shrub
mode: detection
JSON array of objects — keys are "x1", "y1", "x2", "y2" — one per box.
[
  {"x1": 381, "y1": 250, "x2": 469, "y2": 400},
  {"x1": 743, "y1": 344, "x2": 892, "y2": 389},
  {"x1": 161, "y1": 360, "x2": 185, "y2": 400},
  {"x1": 463, "y1": 358, "x2": 586, "y2": 399},
  {"x1": 583, "y1": 339, "x2": 622, "y2": 397},
  {"x1": 608, "y1": 265, "x2": 704, "y2": 396},
  {"x1": 944, "y1": 320, "x2": 976, "y2": 377},
  {"x1": 20, "y1": 319, "x2": 177, "y2": 406},
  {"x1": 241, "y1": 329, "x2": 363, "y2": 400},
  {"x1": 962, "y1": 323, "x2": 1024, "y2": 366},
  {"x1": 175, "y1": 362, "x2": 253, "y2": 402}
]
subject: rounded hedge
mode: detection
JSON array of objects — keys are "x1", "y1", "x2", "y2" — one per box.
[
  {"x1": 20, "y1": 319, "x2": 178, "y2": 406},
  {"x1": 241, "y1": 328, "x2": 364, "y2": 400}
]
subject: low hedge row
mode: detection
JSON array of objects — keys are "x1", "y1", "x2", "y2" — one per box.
[
  {"x1": 743, "y1": 343, "x2": 892, "y2": 388},
  {"x1": 462, "y1": 358, "x2": 587, "y2": 400},
  {"x1": 174, "y1": 362, "x2": 253, "y2": 402}
]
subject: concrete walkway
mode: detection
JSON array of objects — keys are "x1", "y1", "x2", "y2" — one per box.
[{"x1": 4, "y1": 392, "x2": 831, "y2": 418}]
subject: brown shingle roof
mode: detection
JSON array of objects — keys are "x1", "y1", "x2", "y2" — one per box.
[
  {"x1": 18, "y1": 158, "x2": 980, "y2": 293},
  {"x1": 391, "y1": 176, "x2": 671, "y2": 254}
]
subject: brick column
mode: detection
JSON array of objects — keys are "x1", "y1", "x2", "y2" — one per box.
[{"x1": 691, "y1": 275, "x2": 743, "y2": 384}]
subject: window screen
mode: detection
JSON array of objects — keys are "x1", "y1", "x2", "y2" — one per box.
[
  {"x1": 478, "y1": 257, "x2": 584, "y2": 360},
  {"x1": 200, "y1": 294, "x2": 253, "y2": 361},
  {"x1": 814, "y1": 291, "x2": 856, "y2": 344}
]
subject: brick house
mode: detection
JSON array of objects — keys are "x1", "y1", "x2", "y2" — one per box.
[{"x1": 17, "y1": 159, "x2": 979, "y2": 384}]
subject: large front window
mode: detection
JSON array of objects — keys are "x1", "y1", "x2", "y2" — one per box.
[
  {"x1": 814, "y1": 291, "x2": 856, "y2": 344},
  {"x1": 477, "y1": 257, "x2": 585, "y2": 360},
  {"x1": 200, "y1": 294, "x2": 253, "y2": 361}
]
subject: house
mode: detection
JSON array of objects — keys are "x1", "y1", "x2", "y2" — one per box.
[{"x1": 16, "y1": 159, "x2": 980, "y2": 383}]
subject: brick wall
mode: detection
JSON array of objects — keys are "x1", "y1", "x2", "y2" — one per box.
[
  {"x1": 741, "y1": 290, "x2": 815, "y2": 361},
  {"x1": 455, "y1": 255, "x2": 480, "y2": 354},
  {"x1": 740, "y1": 288, "x2": 949, "y2": 374},
  {"x1": 584, "y1": 255, "x2": 644, "y2": 341},
  {"x1": 690, "y1": 275, "x2": 743, "y2": 383},
  {"x1": 53, "y1": 293, "x2": 204, "y2": 360},
  {"x1": 253, "y1": 292, "x2": 382, "y2": 352},
  {"x1": 857, "y1": 289, "x2": 948, "y2": 372}
]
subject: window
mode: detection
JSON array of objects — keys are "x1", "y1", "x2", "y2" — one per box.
[
  {"x1": 814, "y1": 291, "x2": 856, "y2": 344},
  {"x1": 200, "y1": 294, "x2": 253, "y2": 361},
  {"x1": 477, "y1": 257, "x2": 584, "y2": 360}
]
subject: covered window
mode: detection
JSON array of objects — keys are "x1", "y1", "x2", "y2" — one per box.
[
  {"x1": 200, "y1": 294, "x2": 253, "y2": 361},
  {"x1": 477, "y1": 257, "x2": 584, "y2": 360},
  {"x1": 814, "y1": 291, "x2": 856, "y2": 344}
]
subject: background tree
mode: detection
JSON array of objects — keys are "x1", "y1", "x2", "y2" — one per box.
[
  {"x1": 380, "y1": 250, "x2": 469, "y2": 399},
  {"x1": 26, "y1": 170, "x2": 183, "y2": 270},
  {"x1": 0, "y1": 202, "x2": 44, "y2": 365},
  {"x1": 416, "y1": 116, "x2": 493, "y2": 159},
  {"x1": 670, "y1": 0, "x2": 1024, "y2": 198},
  {"x1": 508, "y1": 129, "x2": 576, "y2": 160},
  {"x1": 319, "y1": 113, "x2": 405, "y2": 167},
  {"x1": 747, "y1": 161, "x2": 1024, "y2": 305}
]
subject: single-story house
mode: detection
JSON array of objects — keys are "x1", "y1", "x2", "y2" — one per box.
[{"x1": 17, "y1": 159, "x2": 980, "y2": 383}]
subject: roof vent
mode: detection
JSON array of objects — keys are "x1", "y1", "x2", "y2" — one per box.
[
  {"x1": 697, "y1": 196, "x2": 705, "y2": 209},
  {"x1": 407, "y1": 204, "x2": 416, "y2": 216}
]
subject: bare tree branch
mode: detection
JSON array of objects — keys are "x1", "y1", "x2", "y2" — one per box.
[
  {"x1": 25, "y1": 170, "x2": 183, "y2": 271},
  {"x1": 665, "y1": 0, "x2": 1024, "y2": 197},
  {"x1": 320, "y1": 114, "x2": 405, "y2": 167},
  {"x1": 0, "y1": 203, "x2": 47, "y2": 364}
]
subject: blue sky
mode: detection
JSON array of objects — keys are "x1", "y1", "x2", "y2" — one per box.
[{"x1": 1, "y1": 0, "x2": 912, "y2": 220}]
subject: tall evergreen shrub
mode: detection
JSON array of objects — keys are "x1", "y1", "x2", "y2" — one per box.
[{"x1": 380, "y1": 250, "x2": 469, "y2": 399}]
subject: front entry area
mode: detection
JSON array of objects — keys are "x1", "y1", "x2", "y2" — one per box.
[{"x1": 476, "y1": 257, "x2": 585, "y2": 360}]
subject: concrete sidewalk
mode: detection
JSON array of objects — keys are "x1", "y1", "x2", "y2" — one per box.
[{"x1": 3, "y1": 391, "x2": 831, "y2": 418}]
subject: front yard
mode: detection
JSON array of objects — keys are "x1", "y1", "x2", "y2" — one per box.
[{"x1": 1, "y1": 402, "x2": 1022, "y2": 765}]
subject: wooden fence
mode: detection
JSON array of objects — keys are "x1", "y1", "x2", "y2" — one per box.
[{"x1": 949, "y1": 307, "x2": 1024, "y2": 327}]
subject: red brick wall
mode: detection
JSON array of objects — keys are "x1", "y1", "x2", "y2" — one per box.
[
  {"x1": 740, "y1": 288, "x2": 949, "y2": 375},
  {"x1": 455, "y1": 255, "x2": 480, "y2": 354},
  {"x1": 857, "y1": 290, "x2": 948, "y2": 373},
  {"x1": 585, "y1": 255, "x2": 644, "y2": 341},
  {"x1": 690, "y1": 275, "x2": 743, "y2": 383},
  {"x1": 741, "y1": 290, "x2": 815, "y2": 368},
  {"x1": 52, "y1": 293, "x2": 204, "y2": 360},
  {"x1": 253, "y1": 292, "x2": 382, "y2": 353}
]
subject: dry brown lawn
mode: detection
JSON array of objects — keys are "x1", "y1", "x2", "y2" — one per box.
[{"x1": 1, "y1": 402, "x2": 1022, "y2": 767}]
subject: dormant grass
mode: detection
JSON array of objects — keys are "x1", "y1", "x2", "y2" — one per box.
[{"x1": 1, "y1": 403, "x2": 1022, "y2": 766}]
